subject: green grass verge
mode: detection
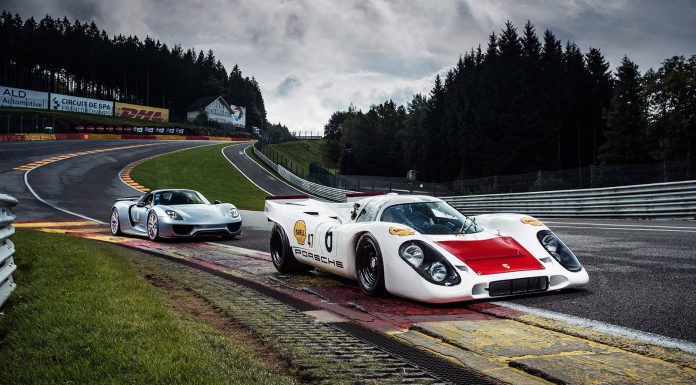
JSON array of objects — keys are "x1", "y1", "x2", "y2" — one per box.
[
  {"x1": 268, "y1": 140, "x2": 337, "y2": 175},
  {"x1": 130, "y1": 143, "x2": 267, "y2": 210},
  {"x1": 0, "y1": 230, "x2": 297, "y2": 385}
]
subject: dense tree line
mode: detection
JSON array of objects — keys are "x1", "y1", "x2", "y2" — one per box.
[
  {"x1": 0, "y1": 12, "x2": 270, "y2": 130},
  {"x1": 326, "y1": 21, "x2": 695, "y2": 180}
]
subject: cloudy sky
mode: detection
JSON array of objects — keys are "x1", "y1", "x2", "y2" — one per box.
[{"x1": 5, "y1": 0, "x2": 696, "y2": 133}]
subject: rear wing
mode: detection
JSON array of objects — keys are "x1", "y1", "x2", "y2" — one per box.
[
  {"x1": 114, "y1": 196, "x2": 141, "y2": 202},
  {"x1": 345, "y1": 192, "x2": 384, "y2": 202}
]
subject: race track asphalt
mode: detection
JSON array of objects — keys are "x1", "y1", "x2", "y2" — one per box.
[{"x1": 1, "y1": 139, "x2": 694, "y2": 343}]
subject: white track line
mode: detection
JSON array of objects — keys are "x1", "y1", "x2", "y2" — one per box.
[
  {"x1": 543, "y1": 221, "x2": 696, "y2": 230},
  {"x1": 548, "y1": 225, "x2": 696, "y2": 233},
  {"x1": 239, "y1": 143, "x2": 312, "y2": 195},
  {"x1": 493, "y1": 301, "x2": 696, "y2": 355},
  {"x1": 220, "y1": 143, "x2": 273, "y2": 196},
  {"x1": 24, "y1": 166, "x2": 105, "y2": 224}
]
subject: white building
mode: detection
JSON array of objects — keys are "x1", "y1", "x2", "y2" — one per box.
[{"x1": 185, "y1": 96, "x2": 246, "y2": 128}]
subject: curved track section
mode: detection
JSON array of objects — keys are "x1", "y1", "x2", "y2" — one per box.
[
  {"x1": 2, "y1": 139, "x2": 695, "y2": 343},
  {"x1": 222, "y1": 142, "x2": 304, "y2": 196}
]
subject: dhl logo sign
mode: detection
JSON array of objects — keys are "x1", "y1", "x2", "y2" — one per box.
[{"x1": 115, "y1": 102, "x2": 169, "y2": 122}]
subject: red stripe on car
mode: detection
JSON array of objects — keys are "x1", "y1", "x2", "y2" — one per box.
[{"x1": 436, "y1": 237, "x2": 544, "y2": 275}]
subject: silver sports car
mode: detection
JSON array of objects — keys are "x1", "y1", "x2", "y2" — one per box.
[{"x1": 109, "y1": 189, "x2": 242, "y2": 240}]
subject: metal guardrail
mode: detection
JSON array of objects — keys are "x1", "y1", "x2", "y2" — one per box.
[
  {"x1": 252, "y1": 143, "x2": 695, "y2": 218},
  {"x1": 253, "y1": 145, "x2": 349, "y2": 201},
  {"x1": 442, "y1": 180, "x2": 696, "y2": 218},
  {"x1": 0, "y1": 193, "x2": 18, "y2": 307}
]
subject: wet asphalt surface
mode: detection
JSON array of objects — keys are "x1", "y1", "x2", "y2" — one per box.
[{"x1": 1, "y1": 139, "x2": 694, "y2": 342}]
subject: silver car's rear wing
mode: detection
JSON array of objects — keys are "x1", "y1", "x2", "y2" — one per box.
[{"x1": 114, "y1": 196, "x2": 141, "y2": 202}]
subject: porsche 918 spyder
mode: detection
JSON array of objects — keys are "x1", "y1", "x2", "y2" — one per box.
[
  {"x1": 110, "y1": 189, "x2": 242, "y2": 240},
  {"x1": 264, "y1": 193, "x2": 588, "y2": 303}
]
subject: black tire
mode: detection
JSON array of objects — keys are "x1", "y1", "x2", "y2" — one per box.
[
  {"x1": 270, "y1": 223, "x2": 310, "y2": 273},
  {"x1": 355, "y1": 233, "x2": 385, "y2": 296},
  {"x1": 109, "y1": 208, "x2": 121, "y2": 236},
  {"x1": 147, "y1": 211, "x2": 160, "y2": 241}
]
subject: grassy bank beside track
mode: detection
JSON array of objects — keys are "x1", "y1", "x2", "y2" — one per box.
[
  {"x1": 268, "y1": 140, "x2": 337, "y2": 175},
  {"x1": 0, "y1": 230, "x2": 298, "y2": 385},
  {"x1": 130, "y1": 143, "x2": 267, "y2": 210}
]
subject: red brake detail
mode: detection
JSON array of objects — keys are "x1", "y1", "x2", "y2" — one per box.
[{"x1": 436, "y1": 237, "x2": 544, "y2": 275}]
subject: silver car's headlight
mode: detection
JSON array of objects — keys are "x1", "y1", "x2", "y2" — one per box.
[
  {"x1": 229, "y1": 208, "x2": 239, "y2": 218},
  {"x1": 165, "y1": 210, "x2": 183, "y2": 220}
]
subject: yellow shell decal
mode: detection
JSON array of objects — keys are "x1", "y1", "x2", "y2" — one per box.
[
  {"x1": 293, "y1": 220, "x2": 307, "y2": 245},
  {"x1": 389, "y1": 227, "x2": 415, "y2": 236},
  {"x1": 521, "y1": 217, "x2": 544, "y2": 226}
]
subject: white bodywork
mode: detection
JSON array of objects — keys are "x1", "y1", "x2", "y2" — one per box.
[{"x1": 265, "y1": 194, "x2": 589, "y2": 303}]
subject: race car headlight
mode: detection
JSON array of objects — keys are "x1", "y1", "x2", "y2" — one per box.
[
  {"x1": 430, "y1": 262, "x2": 448, "y2": 282},
  {"x1": 399, "y1": 241, "x2": 460, "y2": 286},
  {"x1": 229, "y1": 208, "x2": 239, "y2": 218},
  {"x1": 165, "y1": 210, "x2": 183, "y2": 220},
  {"x1": 537, "y1": 230, "x2": 582, "y2": 272},
  {"x1": 401, "y1": 244, "x2": 424, "y2": 268}
]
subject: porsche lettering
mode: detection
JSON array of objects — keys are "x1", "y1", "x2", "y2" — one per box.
[{"x1": 294, "y1": 248, "x2": 344, "y2": 269}]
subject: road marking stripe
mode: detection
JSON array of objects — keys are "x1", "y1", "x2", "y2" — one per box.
[
  {"x1": 543, "y1": 220, "x2": 696, "y2": 230},
  {"x1": 548, "y1": 224, "x2": 696, "y2": 233},
  {"x1": 493, "y1": 301, "x2": 696, "y2": 355},
  {"x1": 220, "y1": 143, "x2": 273, "y2": 196}
]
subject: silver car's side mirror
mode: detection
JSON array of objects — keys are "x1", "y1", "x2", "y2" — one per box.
[{"x1": 213, "y1": 200, "x2": 222, "y2": 204}]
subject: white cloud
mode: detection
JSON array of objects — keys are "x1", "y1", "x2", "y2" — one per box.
[{"x1": 4, "y1": 0, "x2": 696, "y2": 134}]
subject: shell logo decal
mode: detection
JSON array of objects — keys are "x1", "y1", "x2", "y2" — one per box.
[
  {"x1": 521, "y1": 217, "x2": 544, "y2": 226},
  {"x1": 294, "y1": 220, "x2": 307, "y2": 245},
  {"x1": 389, "y1": 227, "x2": 415, "y2": 236}
]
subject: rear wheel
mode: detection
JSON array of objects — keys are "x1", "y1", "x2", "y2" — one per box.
[
  {"x1": 110, "y1": 208, "x2": 121, "y2": 236},
  {"x1": 356, "y1": 233, "x2": 385, "y2": 296},
  {"x1": 147, "y1": 211, "x2": 160, "y2": 241},
  {"x1": 270, "y1": 223, "x2": 310, "y2": 273}
]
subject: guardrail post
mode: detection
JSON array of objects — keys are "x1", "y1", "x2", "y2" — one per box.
[{"x1": 0, "y1": 193, "x2": 18, "y2": 308}]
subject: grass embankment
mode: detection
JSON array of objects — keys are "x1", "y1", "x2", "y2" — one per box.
[
  {"x1": 130, "y1": 143, "x2": 267, "y2": 210},
  {"x1": 268, "y1": 140, "x2": 337, "y2": 175},
  {"x1": 0, "y1": 230, "x2": 297, "y2": 385}
]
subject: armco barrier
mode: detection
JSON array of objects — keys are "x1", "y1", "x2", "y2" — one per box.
[
  {"x1": 0, "y1": 193, "x2": 18, "y2": 307},
  {"x1": 441, "y1": 180, "x2": 696, "y2": 218},
  {"x1": 253, "y1": 145, "x2": 348, "y2": 201}
]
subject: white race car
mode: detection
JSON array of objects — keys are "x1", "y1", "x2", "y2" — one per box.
[{"x1": 265, "y1": 193, "x2": 588, "y2": 303}]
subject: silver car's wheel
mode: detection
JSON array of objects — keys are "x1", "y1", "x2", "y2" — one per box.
[
  {"x1": 147, "y1": 211, "x2": 159, "y2": 241},
  {"x1": 110, "y1": 208, "x2": 121, "y2": 235}
]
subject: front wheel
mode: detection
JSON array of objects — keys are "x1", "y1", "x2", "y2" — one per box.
[
  {"x1": 110, "y1": 208, "x2": 121, "y2": 236},
  {"x1": 356, "y1": 233, "x2": 385, "y2": 296},
  {"x1": 270, "y1": 223, "x2": 310, "y2": 273},
  {"x1": 147, "y1": 211, "x2": 160, "y2": 241}
]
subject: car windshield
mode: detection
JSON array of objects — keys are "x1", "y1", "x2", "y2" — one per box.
[
  {"x1": 154, "y1": 190, "x2": 209, "y2": 206},
  {"x1": 380, "y1": 201, "x2": 482, "y2": 235}
]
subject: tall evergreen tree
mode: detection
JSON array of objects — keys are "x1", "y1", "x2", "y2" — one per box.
[{"x1": 600, "y1": 57, "x2": 649, "y2": 164}]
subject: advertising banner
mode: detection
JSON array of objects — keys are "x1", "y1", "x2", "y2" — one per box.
[
  {"x1": 114, "y1": 102, "x2": 169, "y2": 122},
  {"x1": 50, "y1": 93, "x2": 113, "y2": 116},
  {"x1": 0, "y1": 86, "x2": 49, "y2": 110},
  {"x1": 230, "y1": 104, "x2": 246, "y2": 129}
]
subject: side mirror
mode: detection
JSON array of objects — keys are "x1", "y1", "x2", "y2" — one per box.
[
  {"x1": 136, "y1": 202, "x2": 145, "y2": 208},
  {"x1": 213, "y1": 200, "x2": 222, "y2": 204},
  {"x1": 350, "y1": 203, "x2": 360, "y2": 220}
]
